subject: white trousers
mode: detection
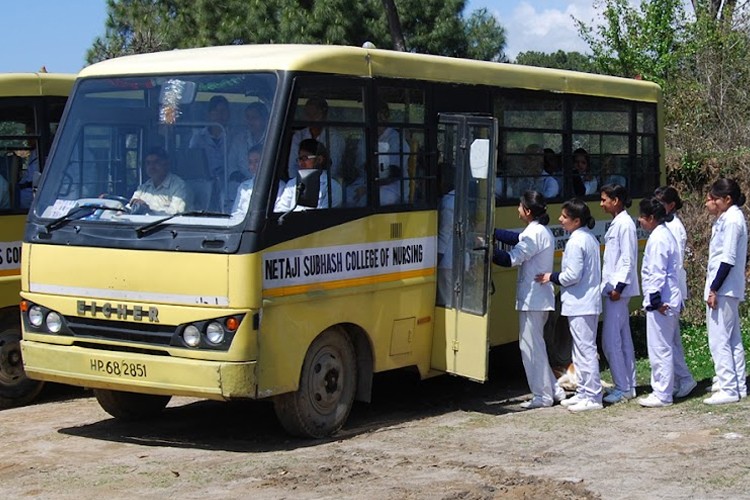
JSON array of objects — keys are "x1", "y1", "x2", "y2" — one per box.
[
  {"x1": 568, "y1": 315, "x2": 602, "y2": 403},
  {"x1": 707, "y1": 296, "x2": 747, "y2": 398},
  {"x1": 601, "y1": 298, "x2": 635, "y2": 393},
  {"x1": 646, "y1": 309, "x2": 692, "y2": 402},
  {"x1": 519, "y1": 310, "x2": 558, "y2": 404}
]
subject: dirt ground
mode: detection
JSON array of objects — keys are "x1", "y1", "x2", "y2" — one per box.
[{"x1": 2, "y1": 348, "x2": 750, "y2": 500}]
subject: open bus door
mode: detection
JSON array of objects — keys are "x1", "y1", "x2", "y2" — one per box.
[{"x1": 432, "y1": 114, "x2": 497, "y2": 382}]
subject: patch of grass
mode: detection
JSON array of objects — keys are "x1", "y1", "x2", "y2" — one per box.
[{"x1": 624, "y1": 312, "x2": 750, "y2": 386}]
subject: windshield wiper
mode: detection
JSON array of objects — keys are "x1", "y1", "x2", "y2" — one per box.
[
  {"x1": 135, "y1": 210, "x2": 230, "y2": 238},
  {"x1": 44, "y1": 204, "x2": 127, "y2": 233}
]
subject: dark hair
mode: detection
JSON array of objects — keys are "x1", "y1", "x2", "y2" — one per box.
[
  {"x1": 208, "y1": 95, "x2": 229, "y2": 111},
  {"x1": 247, "y1": 143, "x2": 263, "y2": 156},
  {"x1": 709, "y1": 178, "x2": 746, "y2": 207},
  {"x1": 573, "y1": 148, "x2": 590, "y2": 163},
  {"x1": 639, "y1": 196, "x2": 670, "y2": 224},
  {"x1": 298, "y1": 138, "x2": 331, "y2": 169},
  {"x1": 520, "y1": 190, "x2": 550, "y2": 226},
  {"x1": 305, "y1": 96, "x2": 329, "y2": 115},
  {"x1": 653, "y1": 186, "x2": 683, "y2": 211},
  {"x1": 245, "y1": 101, "x2": 268, "y2": 120},
  {"x1": 600, "y1": 183, "x2": 632, "y2": 208},
  {"x1": 145, "y1": 146, "x2": 168, "y2": 160},
  {"x1": 562, "y1": 197, "x2": 595, "y2": 229}
]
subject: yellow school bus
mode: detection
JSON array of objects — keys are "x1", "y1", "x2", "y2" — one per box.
[
  {"x1": 19, "y1": 45, "x2": 662, "y2": 436},
  {"x1": 0, "y1": 72, "x2": 74, "y2": 407}
]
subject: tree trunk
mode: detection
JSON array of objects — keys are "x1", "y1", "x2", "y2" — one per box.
[{"x1": 381, "y1": 0, "x2": 407, "y2": 51}]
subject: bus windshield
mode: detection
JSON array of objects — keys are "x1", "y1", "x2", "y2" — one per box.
[{"x1": 34, "y1": 73, "x2": 277, "y2": 229}]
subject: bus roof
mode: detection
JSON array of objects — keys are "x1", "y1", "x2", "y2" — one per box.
[
  {"x1": 79, "y1": 44, "x2": 661, "y2": 103},
  {"x1": 0, "y1": 73, "x2": 76, "y2": 98}
]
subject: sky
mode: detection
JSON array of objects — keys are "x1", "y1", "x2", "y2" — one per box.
[{"x1": 0, "y1": 0, "x2": 600, "y2": 74}]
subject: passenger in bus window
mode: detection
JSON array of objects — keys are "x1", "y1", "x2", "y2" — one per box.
[
  {"x1": 572, "y1": 148, "x2": 598, "y2": 196},
  {"x1": 703, "y1": 178, "x2": 747, "y2": 405},
  {"x1": 228, "y1": 102, "x2": 268, "y2": 187},
  {"x1": 522, "y1": 144, "x2": 558, "y2": 199},
  {"x1": 275, "y1": 139, "x2": 342, "y2": 212},
  {"x1": 129, "y1": 146, "x2": 188, "y2": 215},
  {"x1": 543, "y1": 148, "x2": 563, "y2": 195},
  {"x1": 636, "y1": 197, "x2": 690, "y2": 408},
  {"x1": 17, "y1": 130, "x2": 39, "y2": 209},
  {"x1": 287, "y1": 97, "x2": 345, "y2": 180},
  {"x1": 492, "y1": 191, "x2": 566, "y2": 409},
  {"x1": 230, "y1": 143, "x2": 262, "y2": 218},
  {"x1": 189, "y1": 95, "x2": 231, "y2": 179},
  {"x1": 536, "y1": 198, "x2": 603, "y2": 412},
  {"x1": 599, "y1": 184, "x2": 641, "y2": 404},
  {"x1": 375, "y1": 101, "x2": 410, "y2": 205},
  {"x1": 601, "y1": 155, "x2": 626, "y2": 187}
]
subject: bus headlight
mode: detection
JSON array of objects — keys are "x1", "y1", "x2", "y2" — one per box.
[
  {"x1": 206, "y1": 322, "x2": 224, "y2": 344},
  {"x1": 46, "y1": 312, "x2": 63, "y2": 333},
  {"x1": 29, "y1": 306, "x2": 44, "y2": 327},
  {"x1": 182, "y1": 325, "x2": 201, "y2": 347}
]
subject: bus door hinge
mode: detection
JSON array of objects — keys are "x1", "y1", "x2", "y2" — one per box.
[{"x1": 452, "y1": 340, "x2": 460, "y2": 352}]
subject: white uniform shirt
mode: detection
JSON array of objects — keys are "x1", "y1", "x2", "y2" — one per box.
[
  {"x1": 274, "y1": 171, "x2": 342, "y2": 212},
  {"x1": 704, "y1": 204, "x2": 748, "y2": 300},
  {"x1": 665, "y1": 214, "x2": 688, "y2": 298},
  {"x1": 558, "y1": 226, "x2": 602, "y2": 316},
  {"x1": 534, "y1": 171, "x2": 560, "y2": 199},
  {"x1": 131, "y1": 173, "x2": 188, "y2": 215},
  {"x1": 641, "y1": 224, "x2": 682, "y2": 310},
  {"x1": 508, "y1": 221, "x2": 555, "y2": 311},
  {"x1": 601, "y1": 210, "x2": 640, "y2": 298}
]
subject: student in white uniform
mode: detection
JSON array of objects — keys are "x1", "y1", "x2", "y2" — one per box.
[
  {"x1": 636, "y1": 197, "x2": 692, "y2": 408},
  {"x1": 703, "y1": 178, "x2": 747, "y2": 405},
  {"x1": 536, "y1": 198, "x2": 602, "y2": 412},
  {"x1": 653, "y1": 185, "x2": 696, "y2": 398},
  {"x1": 599, "y1": 184, "x2": 640, "y2": 404},
  {"x1": 493, "y1": 190, "x2": 566, "y2": 409}
]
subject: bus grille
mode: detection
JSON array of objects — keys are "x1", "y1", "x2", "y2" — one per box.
[{"x1": 63, "y1": 316, "x2": 175, "y2": 346}]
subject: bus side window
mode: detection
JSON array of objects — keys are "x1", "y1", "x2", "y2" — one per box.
[
  {"x1": 375, "y1": 87, "x2": 426, "y2": 207},
  {"x1": 283, "y1": 83, "x2": 365, "y2": 210}
]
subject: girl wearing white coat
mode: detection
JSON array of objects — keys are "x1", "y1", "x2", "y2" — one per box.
[
  {"x1": 493, "y1": 191, "x2": 565, "y2": 409},
  {"x1": 654, "y1": 186, "x2": 696, "y2": 398},
  {"x1": 703, "y1": 178, "x2": 747, "y2": 405},
  {"x1": 599, "y1": 184, "x2": 640, "y2": 404},
  {"x1": 637, "y1": 198, "x2": 691, "y2": 408},
  {"x1": 536, "y1": 198, "x2": 602, "y2": 412}
]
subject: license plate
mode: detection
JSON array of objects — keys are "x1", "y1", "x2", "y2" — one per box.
[{"x1": 89, "y1": 358, "x2": 148, "y2": 379}]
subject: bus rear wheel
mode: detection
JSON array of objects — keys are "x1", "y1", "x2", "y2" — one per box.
[
  {"x1": 274, "y1": 328, "x2": 357, "y2": 438},
  {"x1": 0, "y1": 330, "x2": 44, "y2": 408},
  {"x1": 94, "y1": 389, "x2": 171, "y2": 420}
]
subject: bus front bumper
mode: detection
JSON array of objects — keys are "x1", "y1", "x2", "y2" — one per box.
[{"x1": 21, "y1": 340, "x2": 257, "y2": 400}]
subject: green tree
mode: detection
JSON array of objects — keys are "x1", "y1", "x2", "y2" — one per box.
[
  {"x1": 514, "y1": 50, "x2": 596, "y2": 73},
  {"x1": 87, "y1": 0, "x2": 506, "y2": 64},
  {"x1": 574, "y1": 0, "x2": 686, "y2": 86}
]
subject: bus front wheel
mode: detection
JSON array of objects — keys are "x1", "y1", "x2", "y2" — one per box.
[
  {"x1": 0, "y1": 330, "x2": 44, "y2": 408},
  {"x1": 94, "y1": 389, "x2": 171, "y2": 420},
  {"x1": 274, "y1": 328, "x2": 357, "y2": 438}
]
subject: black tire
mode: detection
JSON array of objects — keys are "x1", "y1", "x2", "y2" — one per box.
[
  {"x1": 94, "y1": 388, "x2": 171, "y2": 420},
  {"x1": 0, "y1": 329, "x2": 44, "y2": 409},
  {"x1": 274, "y1": 328, "x2": 357, "y2": 438}
]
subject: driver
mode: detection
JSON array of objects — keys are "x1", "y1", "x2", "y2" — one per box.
[{"x1": 130, "y1": 147, "x2": 188, "y2": 215}]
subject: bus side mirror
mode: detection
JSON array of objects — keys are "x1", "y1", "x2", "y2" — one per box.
[{"x1": 296, "y1": 169, "x2": 321, "y2": 208}]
